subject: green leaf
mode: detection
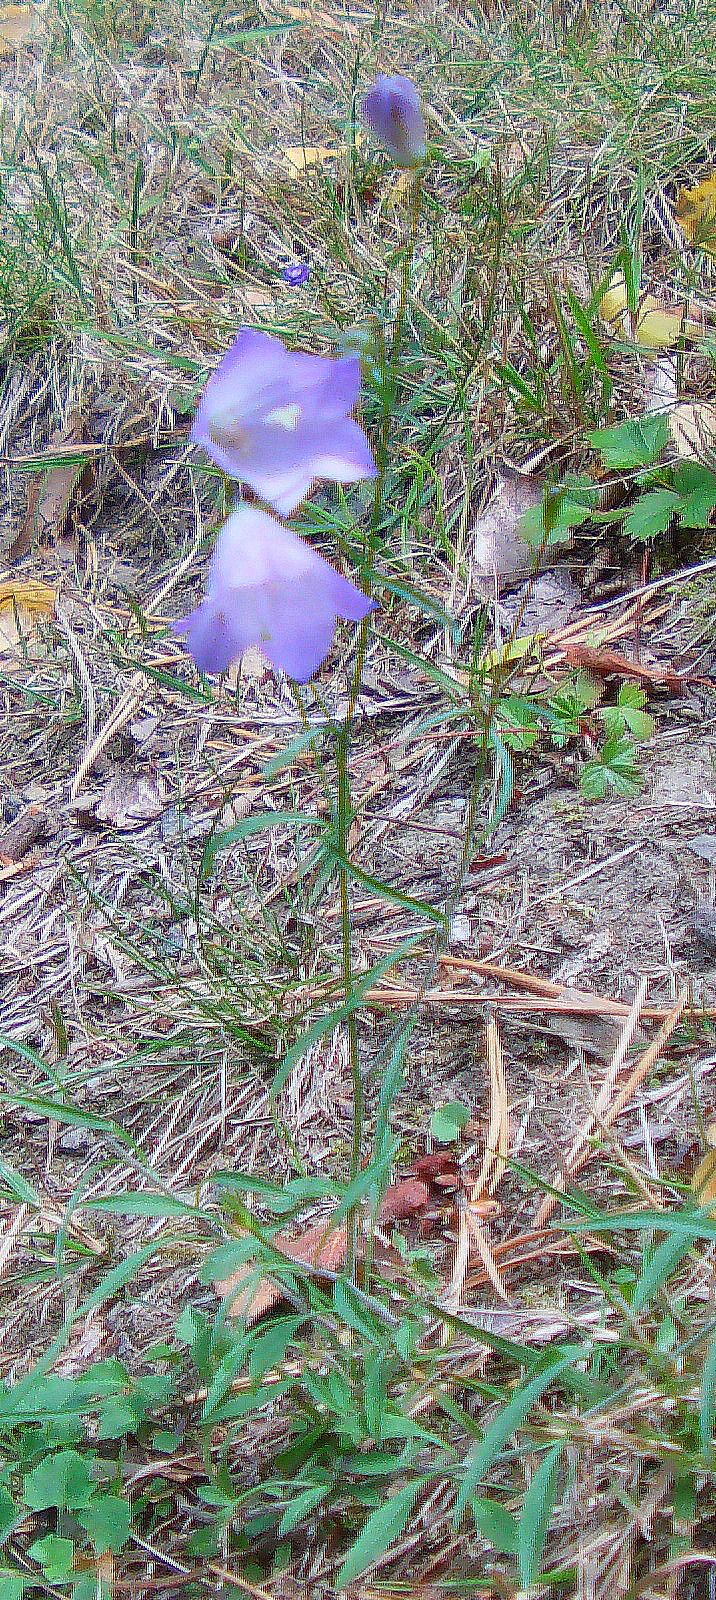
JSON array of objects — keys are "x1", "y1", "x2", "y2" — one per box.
[
  {"x1": 0, "y1": 1094, "x2": 135, "y2": 1148},
  {"x1": 337, "y1": 1479, "x2": 425, "y2": 1588},
  {"x1": 456, "y1": 1350, "x2": 580, "y2": 1521},
  {"x1": 27, "y1": 1534, "x2": 75, "y2": 1581},
  {"x1": 79, "y1": 1245, "x2": 160, "y2": 1313},
  {"x1": 85, "y1": 1192, "x2": 206, "y2": 1219},
  {"x1": 24, "y1": 1451, "x2": 96, "y2": 1511},
  {"x1": 519, "y1": 490, "x2": 592, "y2": 551},
  {"x1": 0, "y1": 1572, "x2": 26, "y2": 1599},
  {"x1": 589, "y1": 413, "x2": 669, "y2": 469},
  {"x1": 471, "y1": 1495, "x2": 518, "y2": 1554},
  {"x1": 278, "y1": 1485, "x2": 330, "y2": 1538},
  {"x1": 248, "y1": 1317, "x2": 302, "y2": 1381},
  {"x1": 674, "y1": 462, "x2": 716, "y2": 528},
  {"x1": 77, "y1": 1493, "x2": 132, "y2": 1553},
  {"x1": 701, "y1": 1333, "x2": 716, "y2": 1450},
  {"x1": 631, "y1": 1233, "x2": 693, "y2": 1313},
  {"x1": 201, "y1": 811, "x2": 326, "y2": 877},
  {"x1": 0, "y1": 1161, "x2": 40, "y2": 1207},
  {"x1": 271, "y1": 934, "x2": 420, "y2": 1098},
  {"x1": 621, "y1": 706, "x2": 655, "y2": 741},
  {"x1": 96, "y1": 1399, "x2": 141, "y2": 1440},
  {"x1": 430, "y1": 1101, "x2": 471, "y2": 1144},
  {"x1": 623, "y1": 488, "x2": 680, "y2": 542},
  {"x1": 0, "y1": 1488, "x2": 17, "y2": 1543},
  {"x1": 516, "y1": 1445, "x2": 563, "y2": 1587}
]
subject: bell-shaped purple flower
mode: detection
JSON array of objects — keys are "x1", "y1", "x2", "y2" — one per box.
[
  {"x1": 173, "y1": 506, "x2": 376, "y2": 683},
  {"x1": 191, "y1": 328, "x2": 377, "y2": 517},
  {"x1": 360, "y1": 75, "x2": 426, "y2": 168}
]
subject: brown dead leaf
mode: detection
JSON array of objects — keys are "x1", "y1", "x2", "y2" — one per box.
[
  {"x1": 471, "y1": 470, "x2": 543, "y2": 587},
  {"x1": 0, "y1": 804, "x2": 48, "y2": 862},
  {"x1": 72, "y1": 775, "x2": 166, "y2": 831},
  {"x1": 561, "y1": 643, "x2": 684, "y2": 691},
  {"x1": 9, "y1": 414, "x2": 88, "y2": 563},
  {"x1": 0, "y1": 2, "x2": 42, "y2": 52},
  {"x1": 410, "y1": 1151, "x2": 461, "y2": 1189},
  {"x1": 0, "y1": 578, "x2": 55, "y2": 655},
  {"x1": 377, "y1": 1178, "x2": 430, "y2": 1223},
  {"x1": 216, "y1": 1221, "x2": 347, "y2": 1321}
]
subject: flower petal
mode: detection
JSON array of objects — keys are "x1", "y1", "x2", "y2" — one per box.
[
  {"x1": 309, "y1": 417, "x2": 378, "y2": 484},
  {"x1": 361, "y1": 74, "x2": 426, "y2": 167},
  {"x1": 174, "y1": 507, "x2": 377, "y2": 681}
]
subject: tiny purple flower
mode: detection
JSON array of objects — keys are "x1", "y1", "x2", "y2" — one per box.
[
  {"x1": 283, "y1": 261, "x2": 310, "y2": 286},
  {"x1": 191, "y1": 328, "x2": 377, "y2": 517},
  {"x1": 173, "y1": 506, "x2": 376, "y2": 683},
  {"x1": 360, "y1": 74, "x2": 426, "y2": 168}
]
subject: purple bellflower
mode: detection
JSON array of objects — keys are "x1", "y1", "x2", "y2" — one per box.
[
  {"x1": 191, "y1": 328, "x2": 377, "y2": 516},
  {"x1": 173, "y1": 506, "x2": 375, "y2": 683},
  {"x1": 360, "y1": 74, "x2": 426, "y2": 168},
  {"x1": 283, "y1": 261, "x2": 310, "y2": 286}
]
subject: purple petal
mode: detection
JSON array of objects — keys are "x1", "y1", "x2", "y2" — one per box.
[
  {"x1": 174, "y1": 507, "x2": 377, "y2": 682},
  {"x1": 361, "y1": 74, "x2": 426, "y2": 167},
  {"x1": 173, "y1": 602, "x2": 251, "y2": 676},
  {"x1": 309, "y1": 417, "x2": 377, "y2": 482}
]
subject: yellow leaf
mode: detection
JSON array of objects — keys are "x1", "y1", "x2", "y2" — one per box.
[
  {"x1": 599, "y1": 270, "x2": 705, "y2": 350},
  {"x1": 0, "y1": 3, "x2": 42, "y2": 51},
  {"x1": 479, "y1": 635, "x2": 539, "y2": 674},
  {"x1": 0, "y1": 579, "x2": 55, "y2": 655},
  {"x1": 692, "y1": 1125, "x2": 716, "y2": 1212},
  {"x1": 676, "y1": 175, "x2": 716, "y2": 257},
  {"x1": 280, "y1": 145, "x2": 336, "y2": 176}
]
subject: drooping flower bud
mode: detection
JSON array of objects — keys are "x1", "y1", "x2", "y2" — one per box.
[{"x1": 360, "y1": 74, "x2": 426, "y2": 169}]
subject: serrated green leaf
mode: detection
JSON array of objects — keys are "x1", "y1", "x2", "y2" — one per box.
[
  {"x1": 623, "y1": 488, "x2": 679, "y2": 542},
  {"x1": 589, "y1": 414, "x2": 668, "y2": 468},
  {"x1": 622, "y1": 706, "x2": 655, "y2": 741}
]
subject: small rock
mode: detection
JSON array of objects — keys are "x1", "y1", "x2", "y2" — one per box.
[
  {"x1": 691, "y1": 902, "x2": 716, "y2": 951},
  {"x1": 449, "y1": 914, "x2": 472, "y2": 945},
  {"x1": 687, "y1": 835, "x2": 716, "y2": 866}
]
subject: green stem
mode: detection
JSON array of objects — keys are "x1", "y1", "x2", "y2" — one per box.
[{"x1": 336, "y1": 167, "x2": 423, "y2": 1280}]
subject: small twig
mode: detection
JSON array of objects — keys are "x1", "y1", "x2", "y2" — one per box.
[{"x1": 534, "y1": 985, "x2": 689, "y2": 1228}]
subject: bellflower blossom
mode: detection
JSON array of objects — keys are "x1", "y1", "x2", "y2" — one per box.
[
  {"x1": 191, "y1": 328, "x2": 377, "y2": 516},
  {"x1": 360, "y1": 74, "x2": 426, "y2": 168},
  {"x1": 283, "y1": 261, "x2": 310, "y2": 286},
  {"x1": 173, "y1": 506, "x2": 375, "y2": 683}
]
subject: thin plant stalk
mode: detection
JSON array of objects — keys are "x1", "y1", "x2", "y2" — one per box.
[{"x1": 336, "y1": 170, "x2": 422, "y2": 1279}]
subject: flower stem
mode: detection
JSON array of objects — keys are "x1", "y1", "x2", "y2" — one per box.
[{"x1": 336, "y1": 168, "x2": 423, "y2": 1281}]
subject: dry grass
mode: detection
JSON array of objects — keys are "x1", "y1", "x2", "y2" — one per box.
[{"x1": 1, "y1": 0, "x2": 716, "y2": 1593}]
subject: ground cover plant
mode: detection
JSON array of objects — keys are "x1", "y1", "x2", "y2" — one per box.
[{"x1": 2, "y1": 0, "x2": 716, "y2": 1594}]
